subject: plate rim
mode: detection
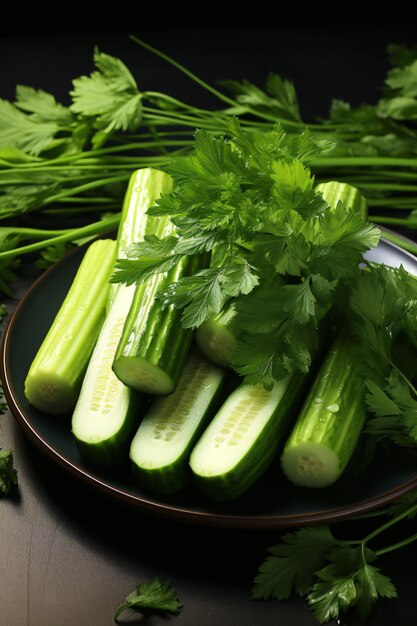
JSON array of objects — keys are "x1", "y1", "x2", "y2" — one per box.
[{"x1": 2, "y1": 233, "x2": 417, "y2": 529}]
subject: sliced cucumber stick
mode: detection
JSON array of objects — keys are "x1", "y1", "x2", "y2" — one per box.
[
  {"x1": 24, "y1": 238, "x2": 116, "y2": 415},
  {"x1": 280, "y1": 331, "x2": 367, "y2": 488},
  {"x1": 72, "y1": 168, "x2": 173, "y2": 462},
  {"x1": 130, "y1": 348, "x2": 227, "y2": 494},
  {"x1": 113, "y1": 254, "x2": 202, "y2": 396},
  {"x1": 189, "y1": 370, "x2": 310, "y2": 501},
  {"x1": 107, "y1": 168, "x2": 173, "y2": 310},
  {"x1": 71, "y1": 284, "x2": 143, "y2": 464}
]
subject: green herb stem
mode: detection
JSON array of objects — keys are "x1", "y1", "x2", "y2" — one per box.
[
  {"x1": 130, "y1": 35, "x2": 239, "y2": 108},
  {"x1": 367, "y1": 198, "x2": 417, "y2": 208},
  {"x1": 375, "y1": 530, "x2": 417, "y2": 557},
  {"x1": 356, "y1": 182, "x2": 417, "y2": 192},
  {"x1": 0, "y1": 213, "x2": 120, "y2": 260},
  {"x1": 0, "y1": 226, "x2": 69, "y2": 238},
  {"x1": 311, "y1": 156, "x2": 417, "y2": 169},
  {"x1": 42, "y1": 174, "x2": 131, "y2": 205},
  {"x1": 363, "y1": 503, "x2": 417, "y2": 544},
  {"x1": 372, "y1": 216, "x2": 417, "y2": 227}
]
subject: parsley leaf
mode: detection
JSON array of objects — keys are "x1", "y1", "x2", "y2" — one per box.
[
  {"x1": 70, "y1": 48, "x2": 142, "y2": 145},
  {"x1": 254, "y1": 526, "x2": 400, "y2": 625},
  {"x1": 0, "y1": 86, "x2": 83, "y2": 156},
  {"x1": 252, "y1": 526, "x2": 339, "y2": 601},
  {"x1": 0, "y1": 449, "x2": 18, "y2": 496},
  {"x1": 35, "y1": 242, "x2": 76, "y2": 270},
  {"x1": 308, "y1": 547, "x2": 397, "y2": 623},
  {"x1": 347, "y1": 264, "x2": 417, "y2": 447},
  {"x1": 221, "y1": 72, "x2": 302, "y2": 123},
  {"x1": 114, "y1": 577, "x2": 182, "y2": 622},
  {"x1": 0, "y1": 99, "x2": 61, "y2": 156}
]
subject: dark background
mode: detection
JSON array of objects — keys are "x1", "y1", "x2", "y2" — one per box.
[
  {"x1": 1, "y1": 18, "x2": 417, "y2": 119},
  {"x1": 1, "y1": 20, "x2": 417, "y2": 626}
]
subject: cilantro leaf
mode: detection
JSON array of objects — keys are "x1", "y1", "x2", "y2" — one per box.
[
  {"x1": 252, "y1": 526, "x2": 339, "y2": 601},
  {"x1": 0, "y1": 449, "x2": 18, "y2": 496},
  {"x1": 114, "y1": 577, "x2": 182, "y2": 621}
]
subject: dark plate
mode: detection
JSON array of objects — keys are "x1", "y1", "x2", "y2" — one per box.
[{"x1": 1, "y1": 236, "x2": 417, "y2": 529}]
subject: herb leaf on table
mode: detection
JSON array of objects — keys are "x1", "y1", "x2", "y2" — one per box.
[
  {"x1": 252, "y1": 491, "x2": 417, "y2": 625},
  {"x1": 0, "y1": 449, "x2": 18, "y2": 496},
  {"x1": 114, "y1": 577, "x2": 183, "y2": 622}
]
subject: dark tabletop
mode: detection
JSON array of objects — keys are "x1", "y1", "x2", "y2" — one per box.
[{"x1": 1, "y1": 21, "x2": 417, "y2": 626}]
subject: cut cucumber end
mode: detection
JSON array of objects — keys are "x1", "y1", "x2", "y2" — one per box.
[
  {"x1": 129, "y1": 349, "x2": 227, "y2": 494},
  {"x1": 195, "y1": 320, "x2": 237, "y2": 368},
  {"x1": 72, "y1": 384, "x2": 132, "y2": 444},
  {"x1": 113, "y1": 356, "x2": 174, "y2": 395},
  {"x1": 280, "y1": 442, "x2": 341, "y2": 488},
  {"x1": 24, "y1": 372, "x2": 78, "y2": 415},
  {"x1": 72, "y1": 391, "x2": 142, "y2": 466}
]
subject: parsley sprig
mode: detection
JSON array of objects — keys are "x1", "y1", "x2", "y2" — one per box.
[
  {"x1": 111, "y1": 120, "x2": 381, "y2": 388},
  {"x1": 253, "y1": 489, "x2": 417, "y2": 623},
  {"x1": 346, "y1": 264, "x2": 417, "y2": 448}
]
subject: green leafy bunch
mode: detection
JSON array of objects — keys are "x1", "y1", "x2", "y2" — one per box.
[
  {"x1": 0, "y1": 48, "x2": 143, "y2": 157},
  {"x1": 253, "y1": 487, "x2": 417, "y2": 623},
  {"x1": 252, "y1": 524, "x2": 397, "y2": 624},
  {"x1": 112, "y1": 120, "x2": 381, "y2": 387},
  {"x1": 345, "y1": 263, "x2": 417, "y2": 448}
]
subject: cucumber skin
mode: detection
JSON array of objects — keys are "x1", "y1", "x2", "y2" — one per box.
[
  {"x1": 24, "y1": 239, "x2": 116, "y2": 415},
  {"x1": 190, "y1": 370, "x2": 313, "y2": 502},
  {"x1": 113, "y1": 254, "x2": 204, "y2": 395},
  {"x1": 131, "y1": 363, "x2": 228, "y2": 495},
  {"x1": 107, "y1": 168, "x2": 173, "y2": 310},
  {"x1": 72, "y1": 168, "x2": 173, "y2": 465},
  {"x1": 281, "y1": 331, "x2": 367, "y2": 486}
]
